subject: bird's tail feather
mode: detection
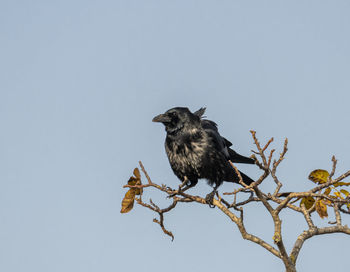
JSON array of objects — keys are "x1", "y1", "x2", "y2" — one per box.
[
  {"x1": 238, "y1": 171, "x2": 254, "y2": 185},
  {"x1": 225, "y1": 169, "x2": 254, "y2": 185},
  {"x1": 228, "y1": 149, "x2": 255, "y2": 164}
]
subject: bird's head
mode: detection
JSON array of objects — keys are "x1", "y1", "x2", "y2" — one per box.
[{"x1": 152, "y1": 107, "x2": 205, "y2": 135}]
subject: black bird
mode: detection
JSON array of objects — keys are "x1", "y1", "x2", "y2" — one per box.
[{"x1": 153, "y1": 107, "x2": 255, "y2": 206}]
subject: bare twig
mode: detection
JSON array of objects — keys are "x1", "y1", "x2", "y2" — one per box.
[
  {"x1": 300, "y1": 203, "x2": 315, "y2": 229},
  {"x1": 334, "y1": 204, "x2": 342, "y2": 226},
  {"x1": 271, "y1": 138, "x2": 288, "y2": 196}
]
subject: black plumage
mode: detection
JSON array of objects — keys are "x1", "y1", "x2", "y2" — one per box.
[{"x1": 152, "y1": 107, "x2": 254, "y2": 205}]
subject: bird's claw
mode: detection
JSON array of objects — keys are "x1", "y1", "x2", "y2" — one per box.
[
  {"x1": 205, "y1": 191, "x2": 216, "y2": 208},
  {"x1": 167, "y1": 187, "x2": 182, "y2": 198},
  {"x1": 167, "y1": 191, "x2": 178, "y2": 198},
  {"x1": 185, "y1": 180, "x2": 192, "y2": 187},
  {"x1": 167, "y1": 182, "x2": 188, "y2": 198}
]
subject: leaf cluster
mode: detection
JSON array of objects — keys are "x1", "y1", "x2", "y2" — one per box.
[
  {"x1": 120, "y1": 168, "x2": 142, "y2": 213},
  {"x1": 300, "y1": 169, "x2": 350, "y2": 218}
]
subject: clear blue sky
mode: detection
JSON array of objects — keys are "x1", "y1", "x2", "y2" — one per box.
[{"x1": 1, "y1": 1, "x2": 350, "y2": 271}]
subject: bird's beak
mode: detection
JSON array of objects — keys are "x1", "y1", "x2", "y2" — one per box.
[{"x1": 152, "y1": 114, "x2": 171, "y2": 123}]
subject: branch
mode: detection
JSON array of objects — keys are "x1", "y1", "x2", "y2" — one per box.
[
  {"x1": 213, "y1": 197, "x2": 281, "y2": 258},
  {"x1": 271, "y1": 138, "x2": 288, "y2": 196},
  {"x1": 290, "y1": 225, "x2": 350, "y2": 263}
]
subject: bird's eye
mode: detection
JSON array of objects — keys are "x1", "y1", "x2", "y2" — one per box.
[{"x1": 168, "y1": 112, "x2": 179, "y2": 123}]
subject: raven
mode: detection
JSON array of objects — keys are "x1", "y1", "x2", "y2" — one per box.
[{"x1": 153, "y1": 107, "x2": 255, "y2": 206}]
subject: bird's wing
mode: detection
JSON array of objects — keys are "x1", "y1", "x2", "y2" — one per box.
[
  {"x1": 201, "y1": 119, "x2": 230, "y2": 159},
  {"x1": 223, "y1": 137, "x2": 233, "y2": 147},
  {"x1": 201, "y1": 119, "x2": 254, "y2": 164},
  {"x1": 227, "y1": 148, "x2": 255, "y2": 164}
]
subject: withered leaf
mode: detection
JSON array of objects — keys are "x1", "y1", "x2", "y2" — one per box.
[
  {"x1": 128, "y1": 168, "x2": 142, "y2": 195},
  {"x1": 340, "y1": 189, "x2": 349, "y2": 197},
  {"x1": 315, "y1": 200, "x2": 328, "y2": 218},
  {"x1": 127, "y1": 177, "x2": 138, "y2": 185},
  {"x1": 120, "y1": 189, "x2": 136, "y2": 213},
  {"x1": 308, "y1": 169, "x2": 329, "y2": 184},
  {"x1": 121, "y1": 168, "x2": 144, "y2": 214},
  {"x1": 300, "y1": 196, "x2": 315, "y2": 210},
  {"x1": 133, "y1": 168, "x2": 141, "y2": 179},
  {"x1": 334, "y1": 191, "x2": 342, "y2": 199},
  {"x1": 324, "y1": 187, "x2": 331, "y2": 195},
  {"x1": 334, "y1": 182, "x2": 350, "y2": 187}
]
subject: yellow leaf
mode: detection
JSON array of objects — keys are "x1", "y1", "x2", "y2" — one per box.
[
  {"x1": 120, "y1": 189, "x2": 136, "y2": 213},
  {"x1": 134, "y1": 187, "x2": 142, "y2": 195},
  {"x1": 315, "y1": 200, "x2": 328, "y2": 218},
  {"x1": 324, "y1": 187, "x2": 331, "y2": 195},
  {"x1": 128, "y1": 176, "x2": 138, "y2": 185},
  {"x1": 334, "y1": 191, "x2": 342, "y2": 198},
  {"x1": 300, "y1": 196, "x2": 315, "y2": 210},
  {"x1": 308, "y1": 169, "x2": 329, "y2": 184},
  {"x1": 334, "y1": 182, "x2": 350, "y2": 187},
  {"x1": 133, "y1": 168, "x2": 140, "y2": 179},
  {"x1": 340, "y1": 189, "x2": 349, "y2": 197},
  {"x1": 127, "y1": 168, "x2": 142, "y2": 195},
  {"x1": 135, "y1": 187, "x2": 142, "y2": 195},
  {"x1": 121, "y1": 168, "x2": 145, "y2": 214}
]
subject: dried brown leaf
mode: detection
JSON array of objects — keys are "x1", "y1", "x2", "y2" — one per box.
[
  {"x1": 300, "y1": 196, "x2": 315, "y2": 210},
  {"x1": 340, "y1": 189, "x2": 349, "y2": 197},
  {"x1": 133, "y1": 168, "x2": 141, "y2": 180},
  {"x1": 333, "y1": 182, "x2": 350, "y2": 187},
  {"x1": 324, "y1": 187, "x2": 331, "y2": 195},
  {"x1": 308, "y1": 169, "x2": 329, "y2": 184},
  {"x1": 120, "y1": 189, "x2": 136, "y2": 213},
  {"x1": 128, "y1": 168, "x2": 142, "y2": 195},
  {"x1": 315, "y1": 200, "x2": 328, "y2": 218}
]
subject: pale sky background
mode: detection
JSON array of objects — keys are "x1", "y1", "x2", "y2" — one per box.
[{"x1": 1, "y1": 1, "x2": 350, "y2": 271}]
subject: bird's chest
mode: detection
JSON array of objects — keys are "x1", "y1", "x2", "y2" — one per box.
[{"x1": 165, "y1": 137, "x2": 206, "y2": 178}]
